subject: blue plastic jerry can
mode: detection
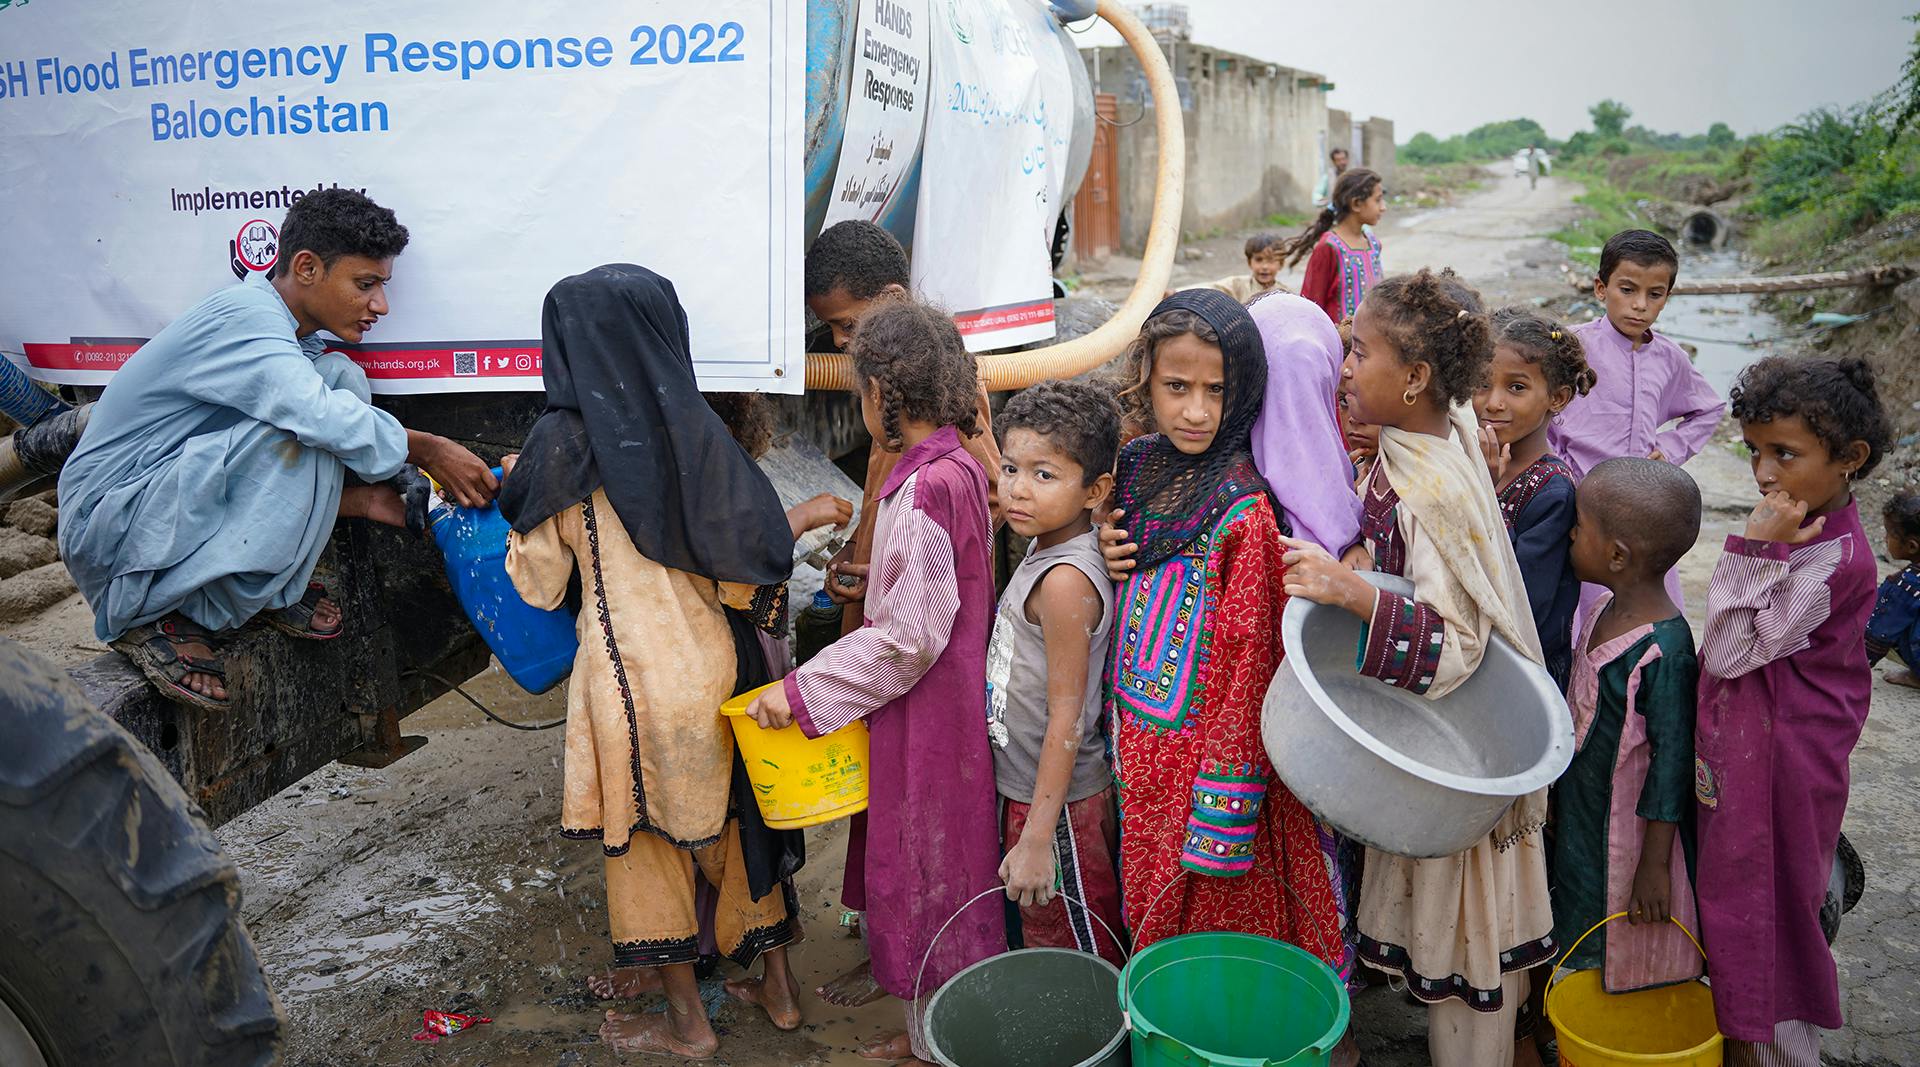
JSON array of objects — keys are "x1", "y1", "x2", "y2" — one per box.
[{"x1": 427, "y1": 469, "x2": 578, "y2": 694}]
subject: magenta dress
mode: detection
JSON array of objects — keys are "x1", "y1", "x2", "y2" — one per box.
[
  {"x1": 1694, "y1": 501, "x2": 1875, "y2": 1041},
  {"x1": 783, "y1": 426, "x2": 1004, "y2": 1002}
]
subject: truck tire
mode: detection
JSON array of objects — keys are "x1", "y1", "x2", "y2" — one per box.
[{"x1": 0, "y1": 639, "x2": 281, "y2": 1066}]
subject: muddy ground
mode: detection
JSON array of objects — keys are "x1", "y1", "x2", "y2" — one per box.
[{"x1": 8, "y1": 167, "x2": 1919, "y2": 1065}]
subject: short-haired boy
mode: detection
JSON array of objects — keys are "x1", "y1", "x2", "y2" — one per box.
[
  {"x1": 987, "y1": 379, "x2": 1124, "y2": 964},
  {"x1": 1550, "y1": 229, "x2": 1724, "y2": 479},
  {"x1": 1555, "y1": 458, "x2": 1705, "y2": 994},
  {"x1": 57, "y1": 189, "x2": 493, "y2": 710},
  {"x1": 803, "y1": 220, "x2": 1002, "y2": 637},
  {"x1": 1866, "y1": 487, "x2": 1920, "y2": 687},
  {"x1": 1550, "y1": 228, "x2": 1724, "y2": 614},
  {"x1": 1201, "y1": 233, "x2": 1287, "y2": 304}
]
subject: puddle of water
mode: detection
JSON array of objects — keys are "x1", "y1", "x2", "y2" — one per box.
[{"x1": 1660, "y1": 249, "x2": 1779, "y2": 397}]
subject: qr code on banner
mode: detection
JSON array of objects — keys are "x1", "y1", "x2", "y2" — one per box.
[{"x1": 453, "y1": 351, "x2": 478, "y2": 376}]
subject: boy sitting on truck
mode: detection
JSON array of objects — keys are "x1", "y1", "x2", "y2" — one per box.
[{"x1": 58, "y1": 188, "x2": 495, "y2": 710}]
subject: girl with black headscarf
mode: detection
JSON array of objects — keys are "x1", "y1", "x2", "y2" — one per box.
[
  {"x1": 500, "y1": 264, "x2": 820, "y2": 1057},
  {"x1": 1099, "y1": 290, "x2": 1347, "y2": 981}
]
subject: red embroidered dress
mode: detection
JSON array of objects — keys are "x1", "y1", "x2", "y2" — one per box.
[{"x1": 1108, "y1": 484, "x2": 1344, "y2": 965}]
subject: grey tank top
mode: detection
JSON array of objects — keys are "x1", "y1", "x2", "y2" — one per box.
[{"x1": 985, "y1": 529, "x2": 1115, "y2": 803}]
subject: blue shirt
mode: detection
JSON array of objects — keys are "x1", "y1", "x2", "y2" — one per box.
[{"x1": 58, "y1": 276, "x2": 409, "y2": 639}]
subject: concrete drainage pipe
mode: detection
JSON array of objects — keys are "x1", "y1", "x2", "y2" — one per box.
[{"x1": 1682, "y1": 209, "x2": 1730, "y2": 249}]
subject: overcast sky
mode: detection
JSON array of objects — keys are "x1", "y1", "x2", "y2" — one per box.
[{"x1": 1076, "y1": 1, "x2": 1915, "y2": 140}]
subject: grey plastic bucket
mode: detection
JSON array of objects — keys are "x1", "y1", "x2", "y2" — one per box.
[
  {"x1": 924, "y1": 947, "x2": 1128, "y2": 1067},
  {"x1": 1262, "y1": 571, "x2": 1573, "y2": 857}
]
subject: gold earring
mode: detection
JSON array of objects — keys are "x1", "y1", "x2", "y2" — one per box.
[{"x1": 1402, "y1": 388, "x2": 1418, "y2": 406}]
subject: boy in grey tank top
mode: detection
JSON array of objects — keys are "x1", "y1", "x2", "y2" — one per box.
[{"x1": 984, "y1": 382, "x2": 1126, "y2": 964}]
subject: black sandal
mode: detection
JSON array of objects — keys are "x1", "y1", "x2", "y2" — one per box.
[
  {"x1": 110, "y1": 615, "x2": 230, "y2": 711},
  {"x1": 268, "y1": 581, "x2": 344, "y2": 641}
]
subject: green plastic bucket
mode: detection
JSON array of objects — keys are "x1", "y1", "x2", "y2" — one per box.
[
  {"x1": 1119, "y1": 932, "x2": 1349, "y2": 1067},
  {"x1": 925, "y1": 947, "x2": 1128, "y2": 1067}
]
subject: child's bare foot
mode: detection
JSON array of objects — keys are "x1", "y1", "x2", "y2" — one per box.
[
  {"x1": 587, "y1": 966, "x2": 663, "y2": 1000},
  {"x1": 725, "y1": 974, "x2": 802, "y2": 1031},
  {"x1": 728, "y1": 946, "x2": 802, "y2": 1031},
  {"x1": 817, "y1": 958, "x2": 886, "y2": 1007},
  {"x1": 599, "y1": 1009, "x2": 718, "y2": 1059},
  {"x1": 858, "y1": 1031, "x2": 932, "y2": 1063},
  {"x1": 1886, "y1": 667, "x2": 1920, "y2": 689},
  {"x1": 1331, "y1": 1029, "x2": 1363, "y2": 1067}
]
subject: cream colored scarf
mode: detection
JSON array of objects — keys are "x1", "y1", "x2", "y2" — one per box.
[{"x1": 1376, "y1": 403, "x2": 1550, "y2": 844}]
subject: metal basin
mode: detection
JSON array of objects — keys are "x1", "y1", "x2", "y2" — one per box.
[{"x1": 1262, "y1": 572, "x2": 1572, "y2": 858}]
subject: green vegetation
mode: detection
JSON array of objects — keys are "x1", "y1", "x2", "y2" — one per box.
[
  {"x1": 1548, "y1": 183, "x2": 1652, "y2": 268},
  {"x1": 1400, "y1": 118, "x2": 1550, "y2": 165},
  {"x1": 1263, "y1": 212, "x2": 1309, "y2": 229},
  {"x1": 1403, "y1": 19, "x2": 1920, "y2": 271}
]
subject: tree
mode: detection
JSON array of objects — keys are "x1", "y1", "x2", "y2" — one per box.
[
  {"x1": 1590, "y1": 99, "x2": 1632, "y2": 137},
  {"x1": 1895, "y1": 13, "x2": 1920, "y2": 139},
  {"x1": 1707, "y1": 122, "x2": 1736, "y2": 148}
]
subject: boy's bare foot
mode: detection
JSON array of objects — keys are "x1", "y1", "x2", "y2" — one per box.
[
  {"x1": 1886, "y1": 667, "x2": 1920, "y2": 689},
  {"x1": 858, "y1": 1031, "x2": 932, "y2": 1063},
  {"x1": 725, "y1": 974, "x2": 803, "y2": 1031},
  {"x1": 599, "y1": 1009, "x2": 718, "y2": 1059},
  {"x1": 817, "y1": 958, "x2": 886, "y2": 1007},
  {"x1": 339, "y1": 483, "x2": 408, "y2": 529},
  {"x1": 587, "y1": 967, "x2": 663, "y2": 1000}
]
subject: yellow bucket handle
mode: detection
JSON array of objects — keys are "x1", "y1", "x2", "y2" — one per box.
[{"x1": 1547, "y1": 911, "x2": 1707, "y2": 992}]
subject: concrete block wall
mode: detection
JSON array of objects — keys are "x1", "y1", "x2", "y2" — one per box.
[
  {"x1": 1360, "y1": 117, "x2": 1397, "y2": 185},
  {"x1": 1326, "y1": 108, "x2": 1352, "y2": 171},
  {"x1": 1081, "y1": 40, "x2": 1386, "y2": 253}
]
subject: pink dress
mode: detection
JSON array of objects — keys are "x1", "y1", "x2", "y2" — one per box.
[
  {"x1": 1694, "y1": 502, "x2": 1875, "y2": 1041},
  {"x1": 783, "y1": 426, "x2": 1004, "y2": 1002}
]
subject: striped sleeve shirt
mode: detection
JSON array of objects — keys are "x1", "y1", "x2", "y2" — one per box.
[
  {"x1": 1699, "y1": 534, "x2": 1844, "y2": 681},
  {"x1": 786, "y1": 469, "x2": 961, "y2": 737}
]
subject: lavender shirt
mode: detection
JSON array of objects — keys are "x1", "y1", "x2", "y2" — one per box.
[{"x1": 1548, "y1": 318, "x2": 1725, "y2": 480}]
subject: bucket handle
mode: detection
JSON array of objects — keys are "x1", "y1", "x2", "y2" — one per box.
[
  {"x1": 1127, "y1": 857, "x2": 1345, "y2": 1061},
  {"x1": 910, "y1": 884, "x2": 1129, "y2": 1014},
  {"x1": 1546, "y1": 911, "x2": 1707, "y2": 992},
  {"x1": 1131, "y1": 854, "x2": 1341, "y2": 976}
]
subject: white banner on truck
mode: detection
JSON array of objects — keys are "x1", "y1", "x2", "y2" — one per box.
[
  {"x1": 822, "y1": 0, "x2": 930, "y2": 228},
  {"x1": 911, "y1": 0, "x2": 1075, "y2": 352},
  {"x1": 0, "y1": 1, "x2": 804, "y2": 394}
]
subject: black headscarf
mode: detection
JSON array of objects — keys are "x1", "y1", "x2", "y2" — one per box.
[
  {"x1": 498, "y1": 264, "x2": 792, "y2": 586},
  {"x1": 1113, "y1": 289, "x2": 1277, "y2": 569}
]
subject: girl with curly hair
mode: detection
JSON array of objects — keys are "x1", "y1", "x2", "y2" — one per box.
[
  {"x1": 745, "y1": 300, "x2": 999, "y2": 1065},
  {"x1": 1474, "y1": 309, "x2": 1597, "y2": 690},
  {"x1": 1695, "y1": 356, "x2": 1888, "y2": 1066},
  {"x1": 1278, "y1": 269, "x2": 1556, "y2": 1067}
]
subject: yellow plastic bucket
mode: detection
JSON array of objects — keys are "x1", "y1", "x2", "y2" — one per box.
[
  {"x1": 720, "y1": 681, "x2": 869, "y2": 830},
  {"x1": 1546, "y1": 913, "x2": 1722, "y2": 1067}
]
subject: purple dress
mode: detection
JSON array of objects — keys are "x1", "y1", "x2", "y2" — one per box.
[
  {"x1": 1694, "y1": 501, "x2": 1875, "y2": 1041},
  {"x1": 784, "y1": 426, "x2": 1004, "y2": 1001}
]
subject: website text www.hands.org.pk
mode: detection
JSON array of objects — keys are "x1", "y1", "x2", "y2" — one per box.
[{"x1": 169, "y1": 180, "x2": 367, "y2": 217}]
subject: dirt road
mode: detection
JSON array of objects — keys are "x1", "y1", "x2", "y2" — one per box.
[{"x1": 1080, "y1": 165, "x2": 1583, "y2": 310}]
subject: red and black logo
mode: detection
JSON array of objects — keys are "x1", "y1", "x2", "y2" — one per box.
[{"x1": 229, "y1": 218, "x2": 279, "y2": 279}]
